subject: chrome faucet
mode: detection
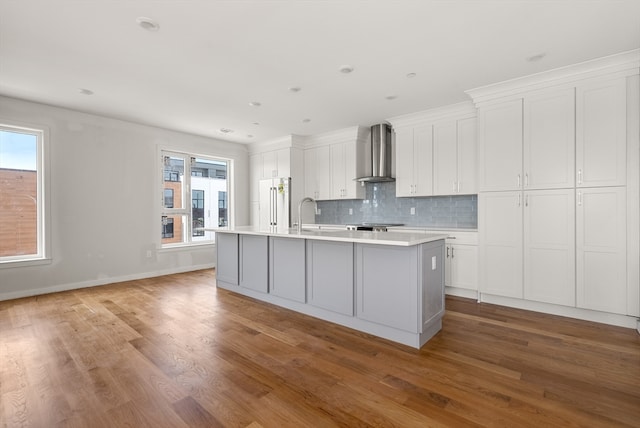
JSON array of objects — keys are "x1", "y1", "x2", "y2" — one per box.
[{"x1": 297, "y1": 197, "x2": 316, "y2": 233}]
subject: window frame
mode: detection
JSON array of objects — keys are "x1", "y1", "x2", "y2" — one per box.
[
  {"x1": 159, "y1": 149, "x2": 232, "y2": 248},
  {"x1": 0, "y1": 121, "x2": 50, "y2": 268}
]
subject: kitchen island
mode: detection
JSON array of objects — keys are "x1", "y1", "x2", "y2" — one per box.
[{"x1": 213, "y1": 226, "x2": 447, "y2": 348}]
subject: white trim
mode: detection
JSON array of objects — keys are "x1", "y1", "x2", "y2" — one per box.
[
  {"x1": 466, "y1": 49, "x2": 640, "y2": 105},
  {"x1": 302, "y1": 125, "x2": 368, "y2": 148},
  {"x1": 387, "y1": 101, "x2": 476, "y2": 128},
  {"x1": 445, "y1": 286, "x2": 478, "y2": 300},
  {"x1": 479, "y1": 293, "x2": 638, "y2": 329},
  {"x1": 0, "y1": 264, "x2": 215, "y2": 302}
]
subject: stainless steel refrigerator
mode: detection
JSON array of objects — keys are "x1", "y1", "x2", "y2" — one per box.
[{"x1": 259, "y1": 177, "x2": 291, "y2": 232}]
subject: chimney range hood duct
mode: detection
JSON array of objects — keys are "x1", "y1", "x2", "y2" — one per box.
[{"x1": 355, "y1": 123, "x2": 395, "y2": 183}]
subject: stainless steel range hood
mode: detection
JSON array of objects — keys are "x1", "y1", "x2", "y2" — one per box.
[{"x1": 355, "y1": 123, "x2": 395, "y2": 183}]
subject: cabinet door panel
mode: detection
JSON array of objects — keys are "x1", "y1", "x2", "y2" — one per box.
[
  {"x1": 457, "y1": 117, "x2": 477, "y2": 194},
  {"x1": 524, "y1": 89, "x2": 575, "y2": 189},
  {"x1": 523, "y1": 189, "x2": 575, "y2": 306},
  {"x1": 315, "y1": 146, "x2": 331, "y2": 200},
  {"x1": 414, "y1": 125, "x2": 433, "y2": 196},
  {"x1": 395, "y1": 128, "x2": 415, "y2": 197},
  {"x1": 450, "y1": 244, "x2": 478, "y2": 291},
  {"x1": 478, "y1": 100, "x2": 523, "y2": 191},
  {"x1": 303, "y1": 149, "x2": 316, "y2": 198},
  {"x1": 306, "y1": 240, "x2": 354, "y2": 315},
  {"x1": 216, "y1": 233, "x2": 239, "y2": 285},
  {"x1": 239, "y1": 235, "x2": 268, "y2": 293},
  {"x1": 342, "y1": 139, "x2": 364, "y2": 199},
  {"x1": 576, "y1": 78, "x2": 627, "y2": 187},
  {"x1": 479, "y1": 191, "x2": 523, "y2": 298},
  {"x1": 330, "y1": 143, "x2": 346, "y2": 199},
  {"x1": 433, "y1": 121, "x2": 457, "y2": 195},
  {"x1": 270, "y1": 237, "x2": 306, "y2": 302},
  {"x1": 356, "y1": 244, "x2": 418, "y2": 332},
  {"x1": 576, "y1": 187, "x2": 627, "y2": 314}
]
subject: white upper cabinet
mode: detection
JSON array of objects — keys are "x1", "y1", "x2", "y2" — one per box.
[
  {"x1": 304, "y1": 145, "x2": 331, "y2": 200},
  {"x1": 395, "y1": 124, "x2": 433, "y2": 197},
  {"x1": 433, "y1": 121, "x2": 457, "y2": 195},
  {"x1": 330, "y1": 140, "x2": 364, "y2": 199},
  {"x1": 477, "y1": 99, "x2": 523, "y2": 192},
  {"x1": 433, "y1": 117, "x2": 477, "y2": 195},
  {"x1": 523, "y1": 88, "x2": 575, "y2": 189},
  {"x1": 261, "y1": 148, "x2": 290, "y2": 178},
  {"x1": 576, "y1": 77, "x2": 627, "y2": 187},
  {"x1": 457, "y1": 117, "x2": 478, "y2": 195}
]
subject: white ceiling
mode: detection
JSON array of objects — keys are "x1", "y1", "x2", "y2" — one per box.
[{"x1": 1, "y1": 0, "x2": 639, "y2": 144}]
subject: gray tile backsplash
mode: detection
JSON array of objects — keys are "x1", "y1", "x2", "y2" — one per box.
[{"x1": 315, "y1": 182, "x2": 477, "y2": 229}]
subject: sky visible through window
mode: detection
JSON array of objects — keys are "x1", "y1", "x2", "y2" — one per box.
[{"x1": 0, "y1": 130, "x2": 37, "y2": 171}]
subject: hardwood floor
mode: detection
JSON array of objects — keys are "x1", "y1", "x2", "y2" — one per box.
[{"x1": 1, "y1": 269, "x2": 639, "y2": 427}]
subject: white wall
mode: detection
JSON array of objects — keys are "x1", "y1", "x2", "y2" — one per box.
[{"x1": 0, "y1": 96, "x2": 249, "y2": 300}]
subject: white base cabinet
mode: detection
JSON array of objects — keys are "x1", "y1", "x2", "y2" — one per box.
[
  {"x1": 479, "y1": 191, "x2": 523, "y2": 298},
  {"x1": 523, "y1": 189, "x2": 575, "y2": 306},
  {"x1": 577, "y1": 187, "x2": 627, "y2": 314},
  {"x1": 445, "y1": 243, "x2": 478, "y2": 292},
  {"x1": 479, "y1": 189, "x2": 576, "y2": 306}
]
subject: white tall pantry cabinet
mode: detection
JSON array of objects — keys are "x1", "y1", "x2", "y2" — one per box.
[{"x1": 469, "y1": 50, "x2": 639, "y2": 323}]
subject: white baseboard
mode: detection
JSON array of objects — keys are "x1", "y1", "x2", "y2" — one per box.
[
  {"x1": 0, "y1": 263, "x2": 215, "y2": 302},
  {"x1": 445, "y1": 286, "x2": 478, "y2": 300},
  {"x1": 479, "y1": 293, "x2": 638, "y2": 329}
]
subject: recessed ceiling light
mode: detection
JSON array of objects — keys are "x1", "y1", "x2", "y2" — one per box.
[
  {"x1": 406, "y1": 72, "x2": 417, "y2": 78},
  {"x1": 136, "y1": 17, "x2": 160, "y2": 31},
  {"x1": 219, "y1": 128, "x2": 234, "y2": 134},
  {"x1": 526, "y1": 52, "x2": 546, "y2": 62},
  {"x1": 339, "y1": 65, "x2": 354, "y2": 74},
  {"x1": 385, "y1": 95, "x2": 398, "y2": 100},
  {"x1": 248, "y1": 101, "x2": 262, "y2": 107},
  {"x1": 78, "y1": 88, "x2": 94, "y2": 95},
  {"x1": 288, "y1": 86, "x2": 301, "y2": 93},
  {"x1": 302, "y1": 118, "x2": 311, "y2": 123}
]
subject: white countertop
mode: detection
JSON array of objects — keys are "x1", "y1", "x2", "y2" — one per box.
[{"x1": 209, "y1": 226, "x2": 448, "y2": 247}]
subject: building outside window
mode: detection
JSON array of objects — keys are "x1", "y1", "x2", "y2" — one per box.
[
  {"x1": 161, "y1": 151, "x2": 229, "y2": 246},
  {"x1": 0, "y1": 124, "x2": 47, "y2": 264}
]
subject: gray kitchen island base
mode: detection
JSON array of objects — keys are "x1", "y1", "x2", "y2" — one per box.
[{"x1": 215, "y1": 229, "x2": 446, "y2": 349}]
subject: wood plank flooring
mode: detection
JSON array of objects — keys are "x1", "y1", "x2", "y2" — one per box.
[{"x1": 1, "y1": 269, "x2": 639, "y2": 427}]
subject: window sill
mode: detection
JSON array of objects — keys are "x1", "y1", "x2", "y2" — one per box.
[
  {"x1": 0, "y1": 257, "x2": 53, "y2": 269},
  {"x1": 159, "y1": 242, "x2": 216, "y2": 252}
]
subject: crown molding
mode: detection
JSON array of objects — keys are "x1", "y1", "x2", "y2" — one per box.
[
  {"x1": 387, "y1": 101, "x2": 476, "y2": 128},
  {"x1": 466, "y1": 49, "x2": 640, "y2": 106},
  {"x1": 303, "y1": 125, "x2": 368, "y2": 148}
]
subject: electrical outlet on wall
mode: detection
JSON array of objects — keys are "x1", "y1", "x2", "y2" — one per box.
[
  {"x1": 410, "y1": 207, "x2": 415, "y2": 215},
  {"x1": 349, "y1": 208, "x2": 353, "y2": 215}
]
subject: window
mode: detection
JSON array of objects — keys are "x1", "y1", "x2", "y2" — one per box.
[
  {"x1": 163, "y1": 188, "x2": 174, "y2": 208},
  {"x1": 161, "y1": 151, "x2": 229, "y2": 246},
  {"x1": 161, "y1": 216, "x2": 174, "y2": 238},
  {"x1": 0, "y1": 124, "x2": 47, "y2": 264},
  {"x1": 192, "y1": 190, "x2": 205, "y2": 237}
]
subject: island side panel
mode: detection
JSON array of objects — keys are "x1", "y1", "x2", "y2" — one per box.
[
  {"x1": 420, "y1": 240, "x2": 445, "y2": 342},
  {"x1": 270, "y1": 237, "x2": 306, "y2": 303},
  {"x1": 239, "y1": 234, "x2": 269, "y2": 293},
  {"x1": 216, "y1": 232, "x2": 239, "y2": 286},
  {"x1": 355, "y1": 244, "x2": 419, "y2": 333},
  {"x1": 306, "y1": 240, "x2": 354, "y2": 316}
]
